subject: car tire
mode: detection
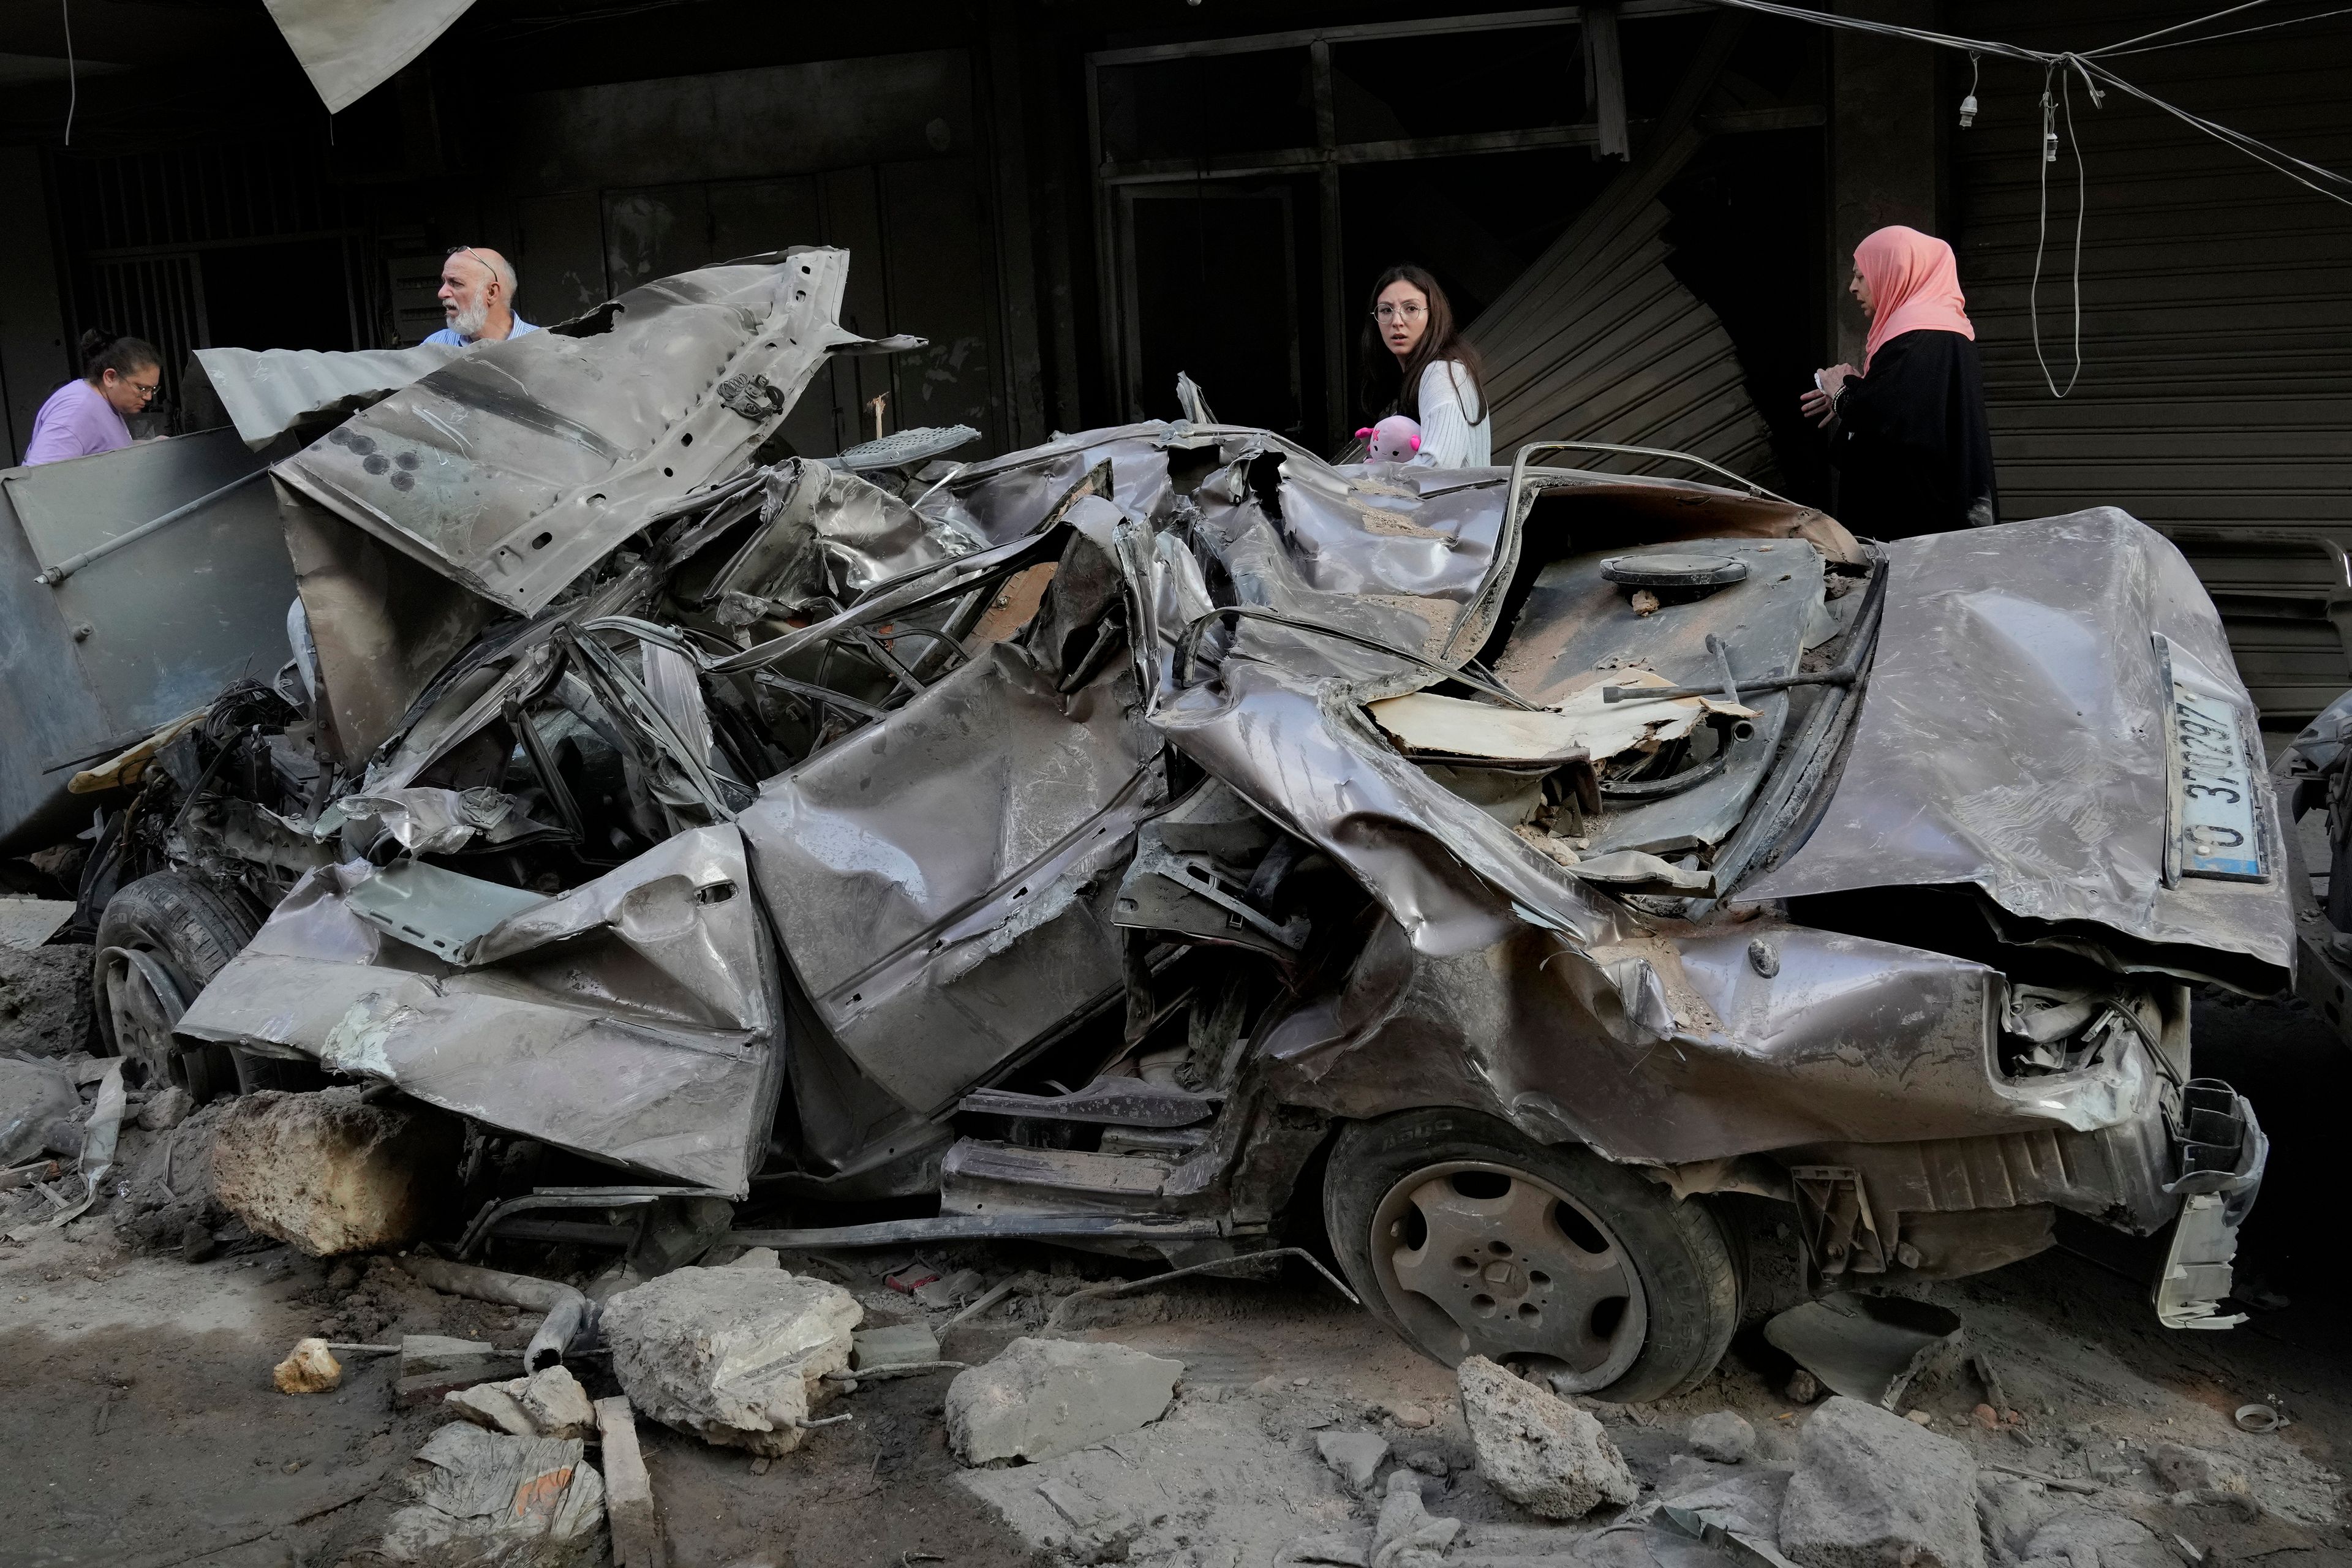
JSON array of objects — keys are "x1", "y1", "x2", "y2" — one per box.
[
  {"x1": 1323, "y1": 1107, "x2": 1740, "y2": 1403},
  {"x1": 92, "y1": 871, "x2": 263, "y2": 1102}
]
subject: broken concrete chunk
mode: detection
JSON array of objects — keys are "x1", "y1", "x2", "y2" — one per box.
[
  {"x1": 135, "y1": 1084, "x2": 192, "y2": 1131},
  {"x1": 595, "y1": 1397, "x2": 665, "y2": 1568},
  {"x1": 1317, "y1": 1430, "x2": 1390, "y2": 1494},
  {"x1": 944, "y1": 1336, "x2": 1183, "y2": 1466},
  {"x1": 1778, "y1": 1396, "x2": 1985, "y2": 1568},
  {"x1": 2019, "y1": 1507, "x2": 2174, "y2": 1568},
  {"x1": 374, "y1": 1423, "x2": 606, "y2": 1566},
  {"x1": 516, "y1": 1366, "x2": 598, "y2": 1440},
  {"x1": 1371, "y1": 1469, "x2": 1463, "y2": 1568},
  {"x1": 273, "y1": 1336, "x2": 342, "y2": 1394},
  {"x1": 726, "y1": 1246, "x2": 780, "y2": 1270},
  {"x1": 447, "y1": 1381, "x2": 537, "y2": 1437},
  {"x1": 1687, "y1": 1410, "x2": 1755, "y2": 1464},
  {"x1": 208, "y1": 1088, "x2": 461, "y2": 1256},
  {"x1": 601, "y1": 1265, "x2": 862, "y2": 1457},
  {"x1": 2150, "y1": 1441, "x2": 2249, "y2": 1496},
  {"x1": 1457, "y1": 1355, "x2": 1637, "y2": 1520},
  {"x1": 851, "y1": 1322, "x2": 941, "y2": 1371}
]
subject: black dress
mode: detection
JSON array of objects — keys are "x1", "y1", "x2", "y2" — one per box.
[{"x1": 1828, "y1": 328, "x2": 1999, "y2": 540}]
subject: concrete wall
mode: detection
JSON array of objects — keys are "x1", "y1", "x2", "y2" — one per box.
[{"x1": 0, "y1": 147, "x2": 69, "y2": 464}]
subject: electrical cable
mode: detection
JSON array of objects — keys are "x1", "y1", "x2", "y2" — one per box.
[
  {"x1": 2094, "y1": 4, "x2": 2352, "y2": 55},
  {"x1": 2029, "y1": 64, "x2": 2089, "y2": 398},
  {"x1": 2083, "y1": 0, "x2": 2276, "y2": 55},
  {"x1": 60, "y1": 0, "x2": 76, "y2": 147}
]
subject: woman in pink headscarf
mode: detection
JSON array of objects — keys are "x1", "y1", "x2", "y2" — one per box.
[{"x1": 1799, "y1": 225, "x2": 1997, "y2": 538}]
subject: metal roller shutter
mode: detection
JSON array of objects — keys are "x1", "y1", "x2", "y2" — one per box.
[{"x1": 1950, "y1": 0, "x2": 2352, "y2": 724}]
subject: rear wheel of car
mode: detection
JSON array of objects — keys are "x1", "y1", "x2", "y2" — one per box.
[
  {"x1": 92, "y1": 871, "x2": 268, "y2": 1102},
  {"x1": 1323, "y1": 1108, "x2": 1740, "y2": 1403}
]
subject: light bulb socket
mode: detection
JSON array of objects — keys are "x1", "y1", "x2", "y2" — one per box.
[{"x1": 1958, "y1": 93, "x2": 1978, "y2": 128}]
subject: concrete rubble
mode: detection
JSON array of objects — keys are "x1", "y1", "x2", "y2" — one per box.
[
  {"x1": 208, "y1": 1088, "x2": 461, "y2": 1255},
  {"x1": 1686, "y1": 1409, "x2": 1755, "y2": 1464},
  {"x1": 595, "y1": 1396, "x2": 665, "y2": 1568},
  {"x1": 369, "y1": 1423, "x2": 606, "y2": 1567},
  {"x1": 1777, "y1": 1395, "x2": 1986, "y2": 1568},
  {"x1": 600, "y1": 1264, "x2": 862, "y2": 1456},
  {"x1": 446, "y1": 1365, "x2": 597, "y2": 1440},
  {"x1": 945, "y1": 1336, "x2": 1184, "y2": 1466},
  {"x1": 851, "y1": 1321, "x2": 942, "y2": 1371},
  {"x1": 271, "y1": 1335, "x2": 342, "y2": 1393},
  {"x1": 1457, "y1": 1355, "x2": 1638, "y2": 1520},
  {"x1": 1370, "y1": 1469, "x2": 1462, "y2": 1568},
  {"x1": 1317, "y1": 1428, "x2": 1390, "y2": 1494}
]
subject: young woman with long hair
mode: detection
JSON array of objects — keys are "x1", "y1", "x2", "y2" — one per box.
[{"x1": 1357, "y1": 265, "x2": 1491, "y2": 467}]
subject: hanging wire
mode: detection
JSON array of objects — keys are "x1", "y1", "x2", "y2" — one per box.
[
  {"x1": 60, "y1": 0, "x2": 77, "y2": 147},
  {"x1": 2095, "y1": 4, "x2": 2352, "y2": 55},
  {"x1": 2084, "y1": 0, "x2": 2278, "y2": 55},
  {"x1": 2028, "y1": 65, "x2": 2089, "y2": 398}
]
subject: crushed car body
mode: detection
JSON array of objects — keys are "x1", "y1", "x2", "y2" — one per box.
[{"x1": 50, "y1": 247, "x2": 2280, "y2": 1398}]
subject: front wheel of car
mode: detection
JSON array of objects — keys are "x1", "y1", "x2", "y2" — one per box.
[{"x1": 1323, "y1": 1109, "x2": 1740, "y2": 1403}]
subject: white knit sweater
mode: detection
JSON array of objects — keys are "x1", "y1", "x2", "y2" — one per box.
[{"x1": 1417, "y1": 360, "x2": 1491, "y2": 468}]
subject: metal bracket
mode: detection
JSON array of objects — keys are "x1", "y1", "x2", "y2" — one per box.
[
  {"x1": 715, "y1": 373, "x2": 788, "y2": 420},
  {"x1": 1112, "y1": 823, "x2": 1308, "y2": 959},
  {"x1": 1790, "y1": 1164, "x2": 1888, "y2": 1277}
]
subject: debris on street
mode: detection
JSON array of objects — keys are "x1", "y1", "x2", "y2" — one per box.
[
  {"x1": 1457, "y1": 1354, "x2": 1639, "y2": 1520},
  {"x1": 370, "y1": 1423, "x2": 606, "y2": 1566},
  {"x1": 945, "y1": 1336, "x2": 1184, "y2": 1466},
  {"x1": 601, "y1": 1264, "x2": 861, "y2": 1455},
  {"x1": 209, "y1": 1088, "x2": 461, "y2": 1255},
  {"x1": 1777, "y1": 1396, "x2": 1984, "y2": 1568},
  {"x1": 272, "y1": 1335, "x2": 342, "y2": 1394}
]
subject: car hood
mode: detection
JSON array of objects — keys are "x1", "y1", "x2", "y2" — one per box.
[{"x1": 1744, "y1": 508, "x2": 2293, "y2": 993}]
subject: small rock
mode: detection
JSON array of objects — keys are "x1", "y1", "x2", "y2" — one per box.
[
  {"x1": 1907, "y1": 1409, "x2": 1935, "y2": 1426},
  {"x1": 851, "y1": 1322, "x2": 941, "y2": 1371},
  {"x1": 727, "y1": 1246, "x2": 782, "y2": 1270},
  {"x1": 1388, "y1": 1403, "x2": 1434, "y2": 1430},
  {"x1": 944, "y1": 1337, "x2": 1183, "y2": 1466},
  {"x1": 1973, "y1": 1403, "x2": 2000, "y2": 1431},
  {"x1": 136, "y1": 1084, "x2": 192, "y2": 1131},
  {"x1": 603, "y1": 1266, "x2": 862, "y2": 1457},
  {"x1": 1404, "y1": 1451, "x2": 1449, "y2": 1477},
  {"x1": 1317, "y1": 1430, "x2": 1390, "y2": 1493},
  {"x1": 1778, "y1": 1395, "x2": 1985, "y2": 1568},
  {"x1": 514, "y1": 1366, "x2": 597, "y2": 1439},
  {"x1": 1786, "y1": 1368, "x2": 1820, "y2": 1403},
  {"x1": 273, "y1": 1337, "x2": 342, "y2": 1395},
  {"x1": 1687, "y1": 1411, "x2": 1755, "y2": 1464},
  {"x1": 1372, "y1": 1469, "x2": 1463, "y2": 1568},
  {"x1": 1457, "y1": 1354, "x2": 1638, "y2": 1520},
  {"x1": 179, "y1": 1219, "x2": 218, "y2": 1264},
  {"x1": 2151, "y1": 1442, "x2": 2248, "y2": 1496}
]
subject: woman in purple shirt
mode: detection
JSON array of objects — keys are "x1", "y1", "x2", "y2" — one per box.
[{"x1": 24, "y1": 331, "x2": 163, "y2": 465}]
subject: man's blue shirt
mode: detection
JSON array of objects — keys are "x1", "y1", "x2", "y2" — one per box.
[{"x1": 423, "y1": 316, "x2": 539, "y2": 348}]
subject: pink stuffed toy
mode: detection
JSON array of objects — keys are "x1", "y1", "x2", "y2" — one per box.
[{"x1": 1355, "y1": 415, "x2": 1423, "y2": 463}]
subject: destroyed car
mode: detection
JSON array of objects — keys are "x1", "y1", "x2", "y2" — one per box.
[{"x1": 41, "y1": 249, "x2": 2280, "y2": 1401}]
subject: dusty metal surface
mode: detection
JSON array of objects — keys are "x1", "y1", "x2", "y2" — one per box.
[
  {"x1": 0, "y1": 430, "x2": 299, "y2": 856},
  {"x1": 274, "y1": 249, "x2": 867, "y2": 616},
  {"x1": 1746, "y1": 510, "x2": 2293, "y2": 992},
  {"x1": 187, "y1": 342, "x2": 466, "y2": 450}
]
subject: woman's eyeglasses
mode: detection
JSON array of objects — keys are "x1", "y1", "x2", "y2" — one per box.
[{"x1": 1372, "y1": 302, "x2": 1428, "y2": 322}]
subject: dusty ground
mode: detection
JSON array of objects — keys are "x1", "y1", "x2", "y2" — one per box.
[{"x1": 1, "y1": 992, "x2": 2346, "y2": 1567}]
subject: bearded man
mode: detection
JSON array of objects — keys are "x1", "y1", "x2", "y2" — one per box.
[{"x1": 424, "y1": 245, "x2": 538, "y2": 347}]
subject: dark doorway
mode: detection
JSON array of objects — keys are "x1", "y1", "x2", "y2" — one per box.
[
  {"x1": 198, "y1": 238, "x2": 357, "y2": 353},
  {"x1": 1124, "y1": 184, "x2": 1305, "y2": 435}
]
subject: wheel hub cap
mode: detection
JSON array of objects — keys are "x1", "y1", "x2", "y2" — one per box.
[{"x1": 1371, "y1": 1160, "x2": 1649, "y2": 1392}]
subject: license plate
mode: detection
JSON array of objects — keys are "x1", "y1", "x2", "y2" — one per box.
[{"x1": 2158, "y1": 637, "x2": 2265, "y2": 883}]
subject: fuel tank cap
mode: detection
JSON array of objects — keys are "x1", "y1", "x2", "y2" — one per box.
[{"x1": 1600, "y1": 552, "x2": 1751, "y2": 590}]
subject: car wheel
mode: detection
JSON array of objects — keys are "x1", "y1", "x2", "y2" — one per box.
[
  {"x1": 1323, "y1": 1108, "x2": 1740, "y2": 1403},
  {"x1": 92, "y1": 871, "x2": 262, "y2": 1102}
]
